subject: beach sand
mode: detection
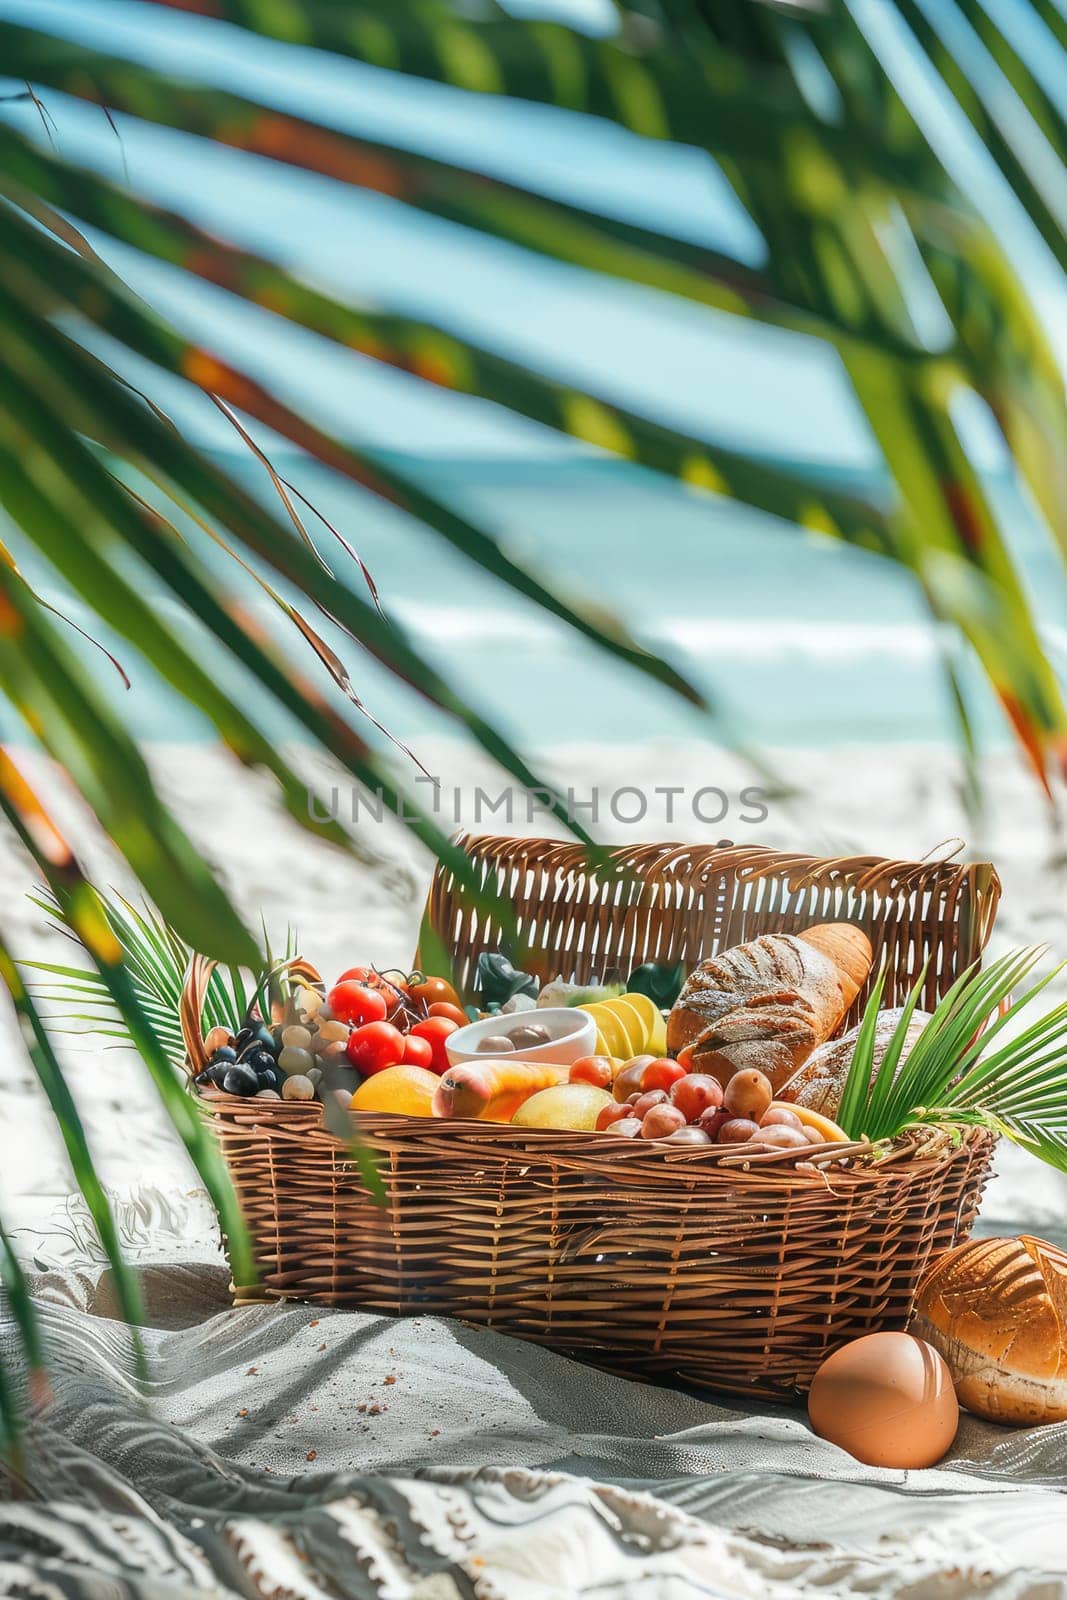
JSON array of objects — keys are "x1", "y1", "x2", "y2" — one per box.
[{"x1": 2, "y1": 737, "x2": 1065, "y2": 1238}]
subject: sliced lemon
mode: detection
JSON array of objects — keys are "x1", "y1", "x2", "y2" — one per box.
[
  {"x1": 610, "y1": 998, "x2": 651, "y2": 1055},
  {"x1": 621, "y1": 992, "x2": 659, "y2": 1035},
  {"x1": 580, "y1": 1002, "x2": 629, "y2": 1058}
]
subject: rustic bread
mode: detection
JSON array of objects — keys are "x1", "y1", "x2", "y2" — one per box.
[
  {"x1": 778, "y1": 1005, "x2": 930, "y2": 1117},
  {"x1": 665, "y1": 923, "x2": 873, "y2": 1091},
  {"x1": 912, "y1": 1236, "x2": 1067, "y2": 1425}
]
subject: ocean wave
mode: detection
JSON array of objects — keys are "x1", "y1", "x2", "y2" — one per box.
[{"x1": 391, "y1": 603, "x2": 950, "y2": 661}]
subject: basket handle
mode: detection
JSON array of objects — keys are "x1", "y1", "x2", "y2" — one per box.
[{"x1": 180, "y1": 952, "x2": 324, "y2": 1079}]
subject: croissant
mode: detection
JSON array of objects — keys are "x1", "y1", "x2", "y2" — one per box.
[{"x1": 665, "y1": 923, "x2": 873, "y2": 1091}]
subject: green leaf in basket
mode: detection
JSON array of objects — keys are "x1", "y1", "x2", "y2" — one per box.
[
  {"x1": 23, "y1": 886, "x2": 244, "y2": 1068},
  {"x1": 836, "y1": 964, "x2": 888, "y2": 1138},
  {"x1": 836, "y1": 944, "x2": 1067, "y2": 1167},
  {"x1": 862, "y1": 953, "x2": 932, "y2": 1133},
  {"x1": 474, "y1": 952, "x2": 540, "y2": 1008},
  {"x1": 627, "y1": 961, "x2": 686, "y2": 1010}
]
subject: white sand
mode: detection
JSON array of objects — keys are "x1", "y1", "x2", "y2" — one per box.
[{"x1": 2, "y1": 738, "x2": 1066, "y2": 1237}]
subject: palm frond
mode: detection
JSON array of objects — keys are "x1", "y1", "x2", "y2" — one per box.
[
  {"x1": 0, "y1": 552, "x2": 260, "y2": 967},
  {"x1": 0, "y1": 1212, "x2": 43, "y2": 1457},
  {"x1": 0, "y1": 125, "x2": 894, "y2": 557},
  {"x1": 0, "y1": 761, "x2": 254, "y2": 1289},
  {"x1": 0, "y1": 933, "x2": 146, "y2": 1376},
  {"x1": 4, "y1": 8, "x2": 1064, "y2": 776},
  {"x1": 25, "y1": 886, "x2": 244, "y2": 1066},
  {"x1": 837, "y1": 946, "x2": 1067, "y2": 1163}
]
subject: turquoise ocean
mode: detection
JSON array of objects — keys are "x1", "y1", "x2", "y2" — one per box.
[{"x1": 5, "y1": 447, "x2": 1067, "y2": 753}]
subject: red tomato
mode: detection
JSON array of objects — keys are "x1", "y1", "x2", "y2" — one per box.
[
  {"x1": 641, "y1": 1058, "x2": 687, "y2": 1093},
  {"x1": 669, "y1": 1073, "x2": 724, "y2": 1123},
  {"x1": 328, "y1": 981, "x2": 389, "y2": 1027},
  {"x1": 569, "y1": 1055, "x2": 615, "y2": 1089},
  {"x1": 401, "y1": 1034, "x2": 434, "y2": 1070},
  {"x1": 427, "y1": 1001, "x2": 468, "y2": 1028},
  {"x1": 337, "y1": 966, "x2": 375, "y2": 985},
  {"x1": 409, "y1": 1015, "x2": 459, "y2": 1074},
  {"x1": 336, "y1": 968, "x2": 408, "y2": 1020},
  {"x1": 406, "y1": 974, "x2": 462, "y2": 1010},
  {"x1": 346, "y1": 1020, "x2": 405, "y2": 1075},
  {"x1": 595, "y1": 1101, "x2": 631, "y2": 1131}
]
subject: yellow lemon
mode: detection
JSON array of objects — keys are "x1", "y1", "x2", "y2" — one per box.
[
  {"x1": 350, "y1": 1064, "x2": 439, "y2": 1116},
  {"x1": 511, "y1": 1083, "x2": 614, "y2": 1130}
]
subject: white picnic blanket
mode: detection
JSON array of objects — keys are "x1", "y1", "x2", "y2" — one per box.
[{"x1": 3, "y1": 1179, "x2": 1067, "y2": 1600}]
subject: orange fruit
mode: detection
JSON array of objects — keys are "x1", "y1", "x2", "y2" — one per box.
[{"x1": 349, "y1": 1064, "x2": 439, "y2": 1116}]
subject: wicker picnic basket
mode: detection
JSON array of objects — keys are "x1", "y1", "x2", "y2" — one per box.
[{"x1": 186, "y1": 837, "x2": 1002, "y2": 1400}]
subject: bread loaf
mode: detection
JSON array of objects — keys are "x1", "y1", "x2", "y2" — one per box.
[
  {"x1": 779, "y1": 1006, "x2": 930, "y2": 1117},
  {"x1": 912, "y1": 1236, "x2": 1067, "y2": 1425},
  {"x1": 665, "y1": 923, "x2": 873, "y2": 1091}
]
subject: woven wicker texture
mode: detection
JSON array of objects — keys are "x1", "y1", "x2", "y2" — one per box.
[
  {"x1": 192, "y1": 837, "x2": 1002, "y2": 1399},
  {"x1": 423, "y1": 837, "x2": 1002, "y2": 1020}
]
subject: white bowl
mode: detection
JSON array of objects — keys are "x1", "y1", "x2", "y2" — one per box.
[{"x1": 445, "y1": 1007, "x2": 596, "y2": 1067}]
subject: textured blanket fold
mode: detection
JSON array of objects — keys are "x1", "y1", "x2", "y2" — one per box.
[{"x1": 3, "y1": 1189, "x2": 1067, "y2": 1599}]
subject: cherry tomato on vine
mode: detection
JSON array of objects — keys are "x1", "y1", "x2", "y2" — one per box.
[
  {"x1": 346, "y1": 1020, "x2": 405, "y2": 1075},
  {"x1": 640, "y1": 1058, "x2": 687, "y2": 1093},
  {"x1": 569, "y1": 1055, "x2": 615, "y2": 1090},
  {"x1": 406, "y1": 974, "x2": 462, "y2": 1010},
  {"x1": 327, "y1": 981, "x2": 389, "y2": 1027},
  {"x1": 337, "y1": 966, "x2": 375, "y2": 985},
  {"x1": 401, "y1": 1034, "x2": 434, "y2": 1070},
  {"x1": 336, "y1": 967, "x2": 409, "y2": 1019},
  {"x1": 427, "y1": 1000, "x2": 467, "y2": 1027},
  {"x1": 409, "y1": 1015, "x2": 459, "y2": 1074}
]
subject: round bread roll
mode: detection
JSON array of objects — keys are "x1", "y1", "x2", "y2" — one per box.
[{"x1": 912, "y1": 1235, "x2": 1067, "y2": 1425}]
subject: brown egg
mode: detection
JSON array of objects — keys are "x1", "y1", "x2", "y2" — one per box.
[{"x1": 808, "y1": 1332, "x2": 959, "y2": 1468}]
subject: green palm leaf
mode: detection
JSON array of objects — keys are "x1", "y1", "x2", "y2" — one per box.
[
  {"x1": 24, "y1": 888, "x2": 242, "y2": 1066},
  {"x1": 0, "y1": 761, "x2": 255, "y2": 1291},
  {"x1": 5, "y1": 13, "x2": 1062, "y2": 772},
  {"x1": 0, "y1": 1212, "x2": 44, "y2": 1457},
  {"x1": 837, "y1": 946, "x2": 1067, "y2": 1162},
  {"x1": 0, "y1": 215, "x2": 702, "y2": 855},
  {"x1": 0, "y1": 934, "x2": 147, "y2": 1376},
  {"x1": 0, "y1": 541, "x2": 260, "y2": 966},
  {"x1": 0, "y1": 124, "x2": 894, "y2": 554}
]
